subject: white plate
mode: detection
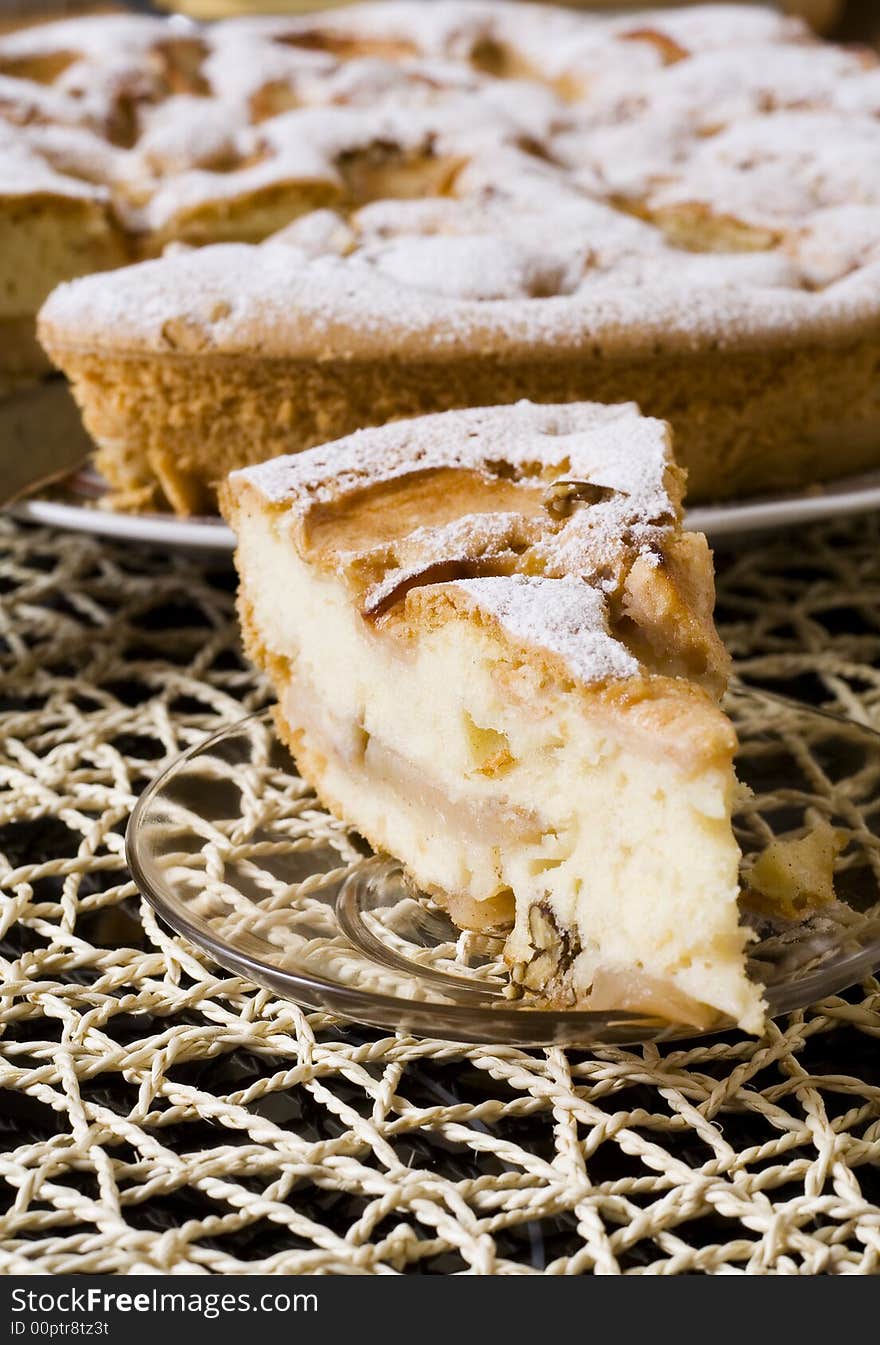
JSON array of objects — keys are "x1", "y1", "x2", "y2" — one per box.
[
  {"x1": 12, "y1": 468, "x2": 235, "y2": 552},
  {"x1": 13, "y1": 463, "x2": 880, "y2": 551},
  {"x1": 16, "y1": 492, "x2": 236, "y2": 552},
  {"x1": 686, "y1": 469, "x2": 880, "y2": 540}
]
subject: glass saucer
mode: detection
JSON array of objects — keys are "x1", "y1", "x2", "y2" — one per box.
[{"x1": 126, "y1": 688, "x2": 880, "y2": 1046}]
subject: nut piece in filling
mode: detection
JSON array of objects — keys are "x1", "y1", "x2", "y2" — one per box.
[{"x1": 219, "y1": 400, "x2": 766, "y2": 1033}]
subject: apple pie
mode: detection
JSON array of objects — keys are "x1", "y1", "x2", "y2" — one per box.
[
  {"x1": 219, "y1": 400, "x2": 765, "y2": 1033},
  {"x1": 15, "y1": 1, "x2": 880, "y2": 511}
]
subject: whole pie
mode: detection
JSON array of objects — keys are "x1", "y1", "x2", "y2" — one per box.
[
  {"x1": 2, "y1": 1, "x2": 876, "y2": 513},
  {"x1": 220, "y1": 400, "x2": 765, "y2": 1033}
]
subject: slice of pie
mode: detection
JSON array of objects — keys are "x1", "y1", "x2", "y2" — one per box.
[{"x1": 219, "y1": 400, "x2": 765, "y2": 1033}]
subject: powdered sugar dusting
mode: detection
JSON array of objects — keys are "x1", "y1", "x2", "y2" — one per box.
[
  {"x1": 0, "y1": 14, "x2": 177, "y2": 64},
  {"x1": 786, "y1": 205, "x2": 880, "y2": 287},
  {"x1": 607, "y1": 3, "x2": 807, "y2": 49},
  {"x1": 648, "y1": 112, "x2": 880, "y2": 228},
  {"x1": 40, "y1": 229, "x2": 880, "y2": 362},
  {"x1": 234, "y1": 400, "x2": 670, "y2": 685},
  {"x1": 449, "y1": 573, "x2": 640, "y2": 683},
  {"x1": 238, "y1": 400, "x2": 667, "y2": 507},
  {"x1": 0, "y1": 121, "x2": 109, "y2": 201}
]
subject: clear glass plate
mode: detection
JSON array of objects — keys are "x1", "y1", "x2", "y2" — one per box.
[{"x1": 126, "y1": 688, "x2": 880, "y2": 1046}]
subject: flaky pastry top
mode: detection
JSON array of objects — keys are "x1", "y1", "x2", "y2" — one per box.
[
  {"x1": 22, "y1": 2, "x2": 880, "y2": 362},
  {"x1": 0, "y1": 1, "x2": 877, "y2": 363}
]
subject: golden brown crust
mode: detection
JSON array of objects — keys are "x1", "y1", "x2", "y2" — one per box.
[{"x1": 619, "y1": 532, "x2": 731, "y2": 697}]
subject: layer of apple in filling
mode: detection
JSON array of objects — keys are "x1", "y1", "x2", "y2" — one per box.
[{"x1": 236, "y1": 511, "x2": 763, "y2": 1033}]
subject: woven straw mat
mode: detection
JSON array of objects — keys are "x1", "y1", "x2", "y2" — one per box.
[{"x1": 1, "y1": 510, "x2": 879, "y2": 1276}]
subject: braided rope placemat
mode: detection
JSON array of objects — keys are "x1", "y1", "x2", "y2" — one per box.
[{"x1": 1, "y1": 513, "x2": 879, "y2": 1276}]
